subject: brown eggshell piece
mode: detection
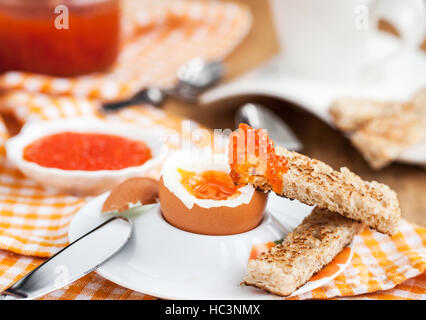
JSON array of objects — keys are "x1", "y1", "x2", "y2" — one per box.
[
  {"x1": 159, "y1": 177, "x2": 268, "y2": 235},
  {"x1": 102, "y1": 177, "x2": 159, "y2": 214}
]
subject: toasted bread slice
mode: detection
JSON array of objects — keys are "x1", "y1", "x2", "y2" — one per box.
[
  {"x1": 350, "y1": 113, "x2": 426, "y2": 169},
  {"x1": 254, "y1": 146, "x2": 400, "y2": 235},
  {"x1": 329, "y1": 88, "x2": 426, "y2": 169},
  {"x1": 242, "y1": 207, "x2": 362, "y2": 296},
  {"x1": 229, "y1": 125, "x2": 400, "y2": 235},
  {"x1": 329, "y1": 98, "x2": 403, "y2": 132}
]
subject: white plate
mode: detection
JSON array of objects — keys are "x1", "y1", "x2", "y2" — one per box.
[
  {"x1": 202, "y1": 33, "x2": 426, "y2": 166},
  {"x1": 68, "y1": 193, "x2": 353, "y2": 299}
]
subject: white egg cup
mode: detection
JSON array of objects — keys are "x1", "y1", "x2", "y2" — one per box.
[{"x1": 6, "y1": 118, "x2": 167, "y2": 195}]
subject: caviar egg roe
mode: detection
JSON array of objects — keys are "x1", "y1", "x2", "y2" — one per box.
[
  {"x1": 23, "y1": 132, "x2": 152, "y2": 171},
  {"x1": 229, "y1": 123, "x2": 288, "y2": 194},
  {"x1": 159, "y1": 150, "x2": 268, "y2": 235},
  {"x1": 178, "y1": 169, "x2": 241, "y2": 200}
]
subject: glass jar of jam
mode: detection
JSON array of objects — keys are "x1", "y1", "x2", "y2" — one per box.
[{"x1": 0, "y1": 0, "x2": 120, "y2": 77}]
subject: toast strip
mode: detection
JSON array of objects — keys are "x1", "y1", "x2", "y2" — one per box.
[
  {"x1": 350, "y1": 113, "x2": 426, "y2": 169},
  {"x1": 243, "y1": 207, "x2": 362, "y2": 296},
  {"x1": 329, "y1": 98, "x2": 403, "y2": 132},
  {"x1": 256, "y1": 146, "x2": 400, "y2": 235},
  {"x1": 228, "y1": 125, "x2": 401, "y2": 235},
  {"x1": 329, "y1": 88, "x2": 426, "y2": 169}
]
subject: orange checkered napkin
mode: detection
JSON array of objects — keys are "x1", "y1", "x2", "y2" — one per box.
[
  {"x1": 0, "y1": 219, "x2": 424, "y2": 300},
  {"x1": 0, "y1": 90, "x2": 183, "y2": 130},
  {"x1": 0, "y1": 104, "x2": 424, "y2": 300},
  {"x1": 0, "y1": 98, "x2": 424, "y2": 300},
  {"x1": 0, "y1": 1, "x2": 424, "y2": 298},
  {"x1": 0, "y1": 0, "x2": 252, "y2": 102},
  {"x1": 0, "y1": 118, "x2": 88, "y2": 257},
  {"x1": 0, "y1": 91, "x2": 99, "y2": 124},
  {"x1": 289, "y1": 222, "x2": 426, "y2": 300},
  {"x1": 0, "y1": 110, "x2": 424, "y2": 301},
  {"x1": 42, "y1": 221, "x2": 424, "y2": 300},
  {"x1": 0, "y1": 104, "x2": 181, "y2": 300}
]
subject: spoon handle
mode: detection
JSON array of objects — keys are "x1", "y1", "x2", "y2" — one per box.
[{"x1": 102, "y1": 88, "x2": 165, "y2": 112}]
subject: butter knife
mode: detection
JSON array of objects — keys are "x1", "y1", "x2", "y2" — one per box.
[{"x1": 0, "y1": 217, "x2": 132, "y2": 300}]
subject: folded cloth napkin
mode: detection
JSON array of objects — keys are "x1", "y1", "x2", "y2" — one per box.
[{"x1": 0, "y1": 0, "x2": 252, "y2": 102}]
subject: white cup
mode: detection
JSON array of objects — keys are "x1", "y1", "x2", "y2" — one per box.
[{"x1": 270, "y1": 0, "x2": 426, "y2": 82}]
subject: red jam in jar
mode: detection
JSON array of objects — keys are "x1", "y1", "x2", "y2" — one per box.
[{"x1": 0, "y1": 0, "x2": 120, "y2": 76}]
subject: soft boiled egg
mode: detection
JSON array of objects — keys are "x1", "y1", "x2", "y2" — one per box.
[{"x1": 159, "y1": 149, "x2": 268, "y2": 235}]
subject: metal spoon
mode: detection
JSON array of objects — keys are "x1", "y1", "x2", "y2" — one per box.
[
  {"x1": 102, "y1": 58, "x2": 224, "y2": 111},
  {"x1": 235, "y1": 103, "x2": 303, "y2": 152}
]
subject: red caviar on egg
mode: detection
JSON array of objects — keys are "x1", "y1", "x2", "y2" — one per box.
[{"x1": 229, "y1": 123, "x2": 288, "y2": 194}]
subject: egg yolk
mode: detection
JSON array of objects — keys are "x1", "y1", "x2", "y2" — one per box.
[{"x1": 178, "y1": 168, "x2": 240, "y2": 200}]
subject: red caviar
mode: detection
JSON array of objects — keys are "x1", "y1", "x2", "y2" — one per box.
[
  {"x1": 24, "y1": 132, "x2": 152, "y2": 171},
  {"x1": 178, "y1": 169, "x2": 240, "y2": 200},
  {"x1": 229, "y1": 123, "x2": 288, "y2": 193}
]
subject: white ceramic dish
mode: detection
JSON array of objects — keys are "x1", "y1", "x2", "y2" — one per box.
[
  {"x1": 201, "y1": 33, "x2": 426, "y2": 166},
  {"x1": 6, "y1": 118, "x2": 167, "y2": 195},
  {"x1": 68, "y1": 193, "x2": 354, "y2": 299}
]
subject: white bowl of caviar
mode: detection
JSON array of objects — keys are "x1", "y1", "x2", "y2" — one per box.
[{"x1": 6, "y1": 118, "x2": 167, "y2": 195}]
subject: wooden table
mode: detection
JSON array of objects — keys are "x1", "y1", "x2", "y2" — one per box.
[{"x1": 164, "y1": 0, "x2": 426, "y2": 226}]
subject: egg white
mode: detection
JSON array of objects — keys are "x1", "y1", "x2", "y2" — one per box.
[{"x1": 161, "y1": 148, "x2": 255, "y2": 210}]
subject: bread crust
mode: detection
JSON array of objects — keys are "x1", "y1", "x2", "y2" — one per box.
[
  {"x1": 242, "y1": 207, "x2": 362, "y2": 296},
  {"x1": 250, "y1": 146, "x2": 400, "y2": 235}
]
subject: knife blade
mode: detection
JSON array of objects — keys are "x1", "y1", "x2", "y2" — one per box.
[{"x1": 0, "y1": 216, "x2": 132, "y2": 300}]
